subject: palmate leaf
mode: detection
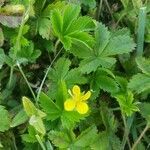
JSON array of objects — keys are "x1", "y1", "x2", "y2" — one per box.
[
  {"x1": 50, "y1": 4, "x2": 95, "y2": 50},
  {"x1": 71, "y1": 23, "x2": 135, "y2": 74},
  {"x1": 128, "y1": 73, "x2": 150, "y2": 94}
]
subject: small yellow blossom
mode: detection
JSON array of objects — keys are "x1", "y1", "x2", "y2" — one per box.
[{"x1": 64, "y1": 85, "x2": 91, "y2": 114}]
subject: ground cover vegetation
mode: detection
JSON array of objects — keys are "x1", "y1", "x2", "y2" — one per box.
[{"x1": 0, "y1": 0, "x2": 150, "y2": 149}]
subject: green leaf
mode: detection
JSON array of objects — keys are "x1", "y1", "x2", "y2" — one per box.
[
  {"x1": 90, "y1": 131, "x2": 109, "y2": 150},
  {"x1": 74, "y1": 125, "x2": 98, "y2": 147},
  {"x1": 62, "y1": 4, "x2": 80, "y2": 33},
  {"x1": 0, "y1": 48, "x2": 6, "y2": 69},
  {"x1": 17, "y1": 42, "x2": 41, "y2": 63},
  {"x1": 76, "y1": 23, "x2": 135, "y2": 74},
  {"x1": 114, "y1": 91, "x2": 139, "y2": 116},
  {"x1": 93, "y1": 69, "x2": 119, "y2": 93},
  {"x1": 61, "y1": 111, "x2": 85, "y2": 129},
  {"x1": 48, "y1": 130, "x2": 71, "y2": 148},
  {"x1": 95, "y1": 23, "x2": 110, "y2": 55},
  {"x1": 22, "y1": 126, "x2": 37, "y2": 143},
  {"x1": 39, "y1": 92, "x2": 61, "y2": 121},
  {"x1": 0, "y1": 28, "x2": 4, "y2": 47},
  {"x1": 10, "y1": 109, "x2": 28, "y2": 127},
  {"x1": 100, "y1": 102, "x2": 118, "y2": 133},
  {"x1": 128, "y1": 73, "x2": 150, "y2": 94},
  {"x1": 136, "y1": 57, "x2": 150, "y2": 75},
  {"x1": 0, "y1": 105, "x2": 10, "y2": 132},
  {"x1": 29, "y1": 115, "x2": 46, "y2": 135},
  {"x1": 51, "y1": 9, "x2": 63, "y2": 36},
  {"x1": 38, "y1": 18, "x2": 51, "y2": 40},
  {"x1": 139, "y1": 103, "x2": 150, "y2": 124},
  {"x1": 50, "y1": 4, "x2": 95, "y2": 50},
  {"x1": 80, "y1": 0, "x2": 96, "y2": 9},
  {"x1": 48, "y1": 57, "x2": 87, "y2": 99},
  {"x1": 101, "y1": 35, "x2": 135, "y2": 56},
  {"x1": 22, "y1": 97, "x2": 37, "y2": 117}
]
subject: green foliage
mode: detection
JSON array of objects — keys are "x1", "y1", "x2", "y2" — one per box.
[
  {"x1": 72, "y1": 23, "x2": 135, "y2": 74},
  {"x1": 39, "y1": 92, "x2": 61, "y2": 121},
  {"x1": 0, "y1": 0, "x2": 150, "y2": 149},
  {"x1": 139, "y1": 103, "x2": 150, "y2": 125},
  {"x1": 128, "y1": 57, "x2": 150, "y2": 94},
  {"x1": 10, "y1": 109, "x2": 28, "y2": 127},
  {"x1": 114, "y1": 91, "x2": 139, "y2": 116},
  {"x1": 0, "y1": 105, "x2": 10, "y2": 132},
  {"x1": 50, "y1": 4, "x2": 95, "y2": 50}
]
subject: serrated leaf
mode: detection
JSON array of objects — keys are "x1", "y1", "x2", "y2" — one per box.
[
  {"x1": 101, "y1": 35, "x2": 135, "y2": 56},
  {"x1": 94, "y1": 70, "x2": 119, "y2": 93},
  {"x1": 48, "y1": 130, "x2": 71, "y2": 148},
  {"x1": 22, "y1": 126, "x2": 37, "y2": 143},
  {"x1": 0, "y1": 105, "x2": 10, "y2": 132},
  {"x1": 51, "y1": 9, "x2": 63, "y2": 36},
  {"x1": 10, "y1": 110, "x2": 28, "y2": 127},
  {"x1": 136, "y1": 57, "x2": 150, "y2": 75},
  {"x1": 128, "y1": 73, "x2": 150, "y2": 94},
  {"x1": 38, "y1": 18, "x2": 51, "y2": 40},
  {"x1": 39, "y1": 92, "x2": 61, "y2": 121},
  {"x1": 61, "y1": 111, "x2": 84, "y2": 129},
  {"x1": 90, "y1": 131, "x2": 109, "y2": 150},
  {"x1": 95, "y1": 23, "x2": 110, "y2": 55},
  {"x1": 62, "y1": 4, "x2": 80, "y2": 33},
  {"x1": 139, "y1": 103, "x2": 150, "y2": 124},
  {"x1": 74, "y1": 125, "x2": 98, "y2": 147},
  {"x1": 50, "y1": 4, "x2": 95, "y2": 50},
  {"x1": 75, "y1": 23, "x2": 134, "y2": 74}
]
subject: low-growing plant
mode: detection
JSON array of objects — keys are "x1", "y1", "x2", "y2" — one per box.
[{"x1": 0, "y1": 0, "x2": 150, "y2": 150}]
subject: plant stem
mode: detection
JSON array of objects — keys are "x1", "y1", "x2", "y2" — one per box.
[
  {"x1": 35, "y1": 135, "x2": 46, "y2": 150},
  {"x1": 96, "y1": 0, "x2": 103, "y2": 21},
  {"x1": 136, "y1": 7, "x2": 147, "y2": 56},
  {"x1": 8, "y1": 2, "x2": 31, "y2": 88},
  {"x1": 17, "y1": 62, "x2": 36, "y2": 100},
  {"x1": 131, "y1": 124, "x2": 149, "y2": 150},
  {"x1": 121, "y1": 114, "x2": 131, "y2": 150},
  {"x1": 37, "y1": 41, "x2": 62, "y2": 102}
]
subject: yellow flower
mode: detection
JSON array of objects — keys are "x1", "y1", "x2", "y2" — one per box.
[{"x1": 64, "y1": 85, "x2": 91, "y2": 114}]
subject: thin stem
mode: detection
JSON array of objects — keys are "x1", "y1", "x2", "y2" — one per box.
[
  {"x1": 8, "y1": 2, "x2": 31, "y2": 88},
  {"x1": 131, "y1": 124, "x2": 149, "y2": 150},
  {"x1": 17, "y1": 62, "x2": 36, "y2": 100},
  {"x1": 37, "y1": 45, "x2": 62, "y2": 102},
  {"x1": 35, "y1": 135, "x2": 46, "y2": 150},
  {"x1": 96, "y1": 0, "x2": 103, "y2": 21},
  {"x1": 121, "y1": 114, "x2": 131, "y2": 150}
]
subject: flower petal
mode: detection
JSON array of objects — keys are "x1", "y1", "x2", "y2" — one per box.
[
  {"x1": 64, "y1": 99, "x2": 76, "y2": 111},
  {"x1": 76, "y1": 102, "x2": 89, "y2": 114},
  {"x1": 72, "y1": 85, "x2": 80, "y2": 96},
  {"x1": 81, "y1": 91, "x2": 91, "y2": 101}
]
